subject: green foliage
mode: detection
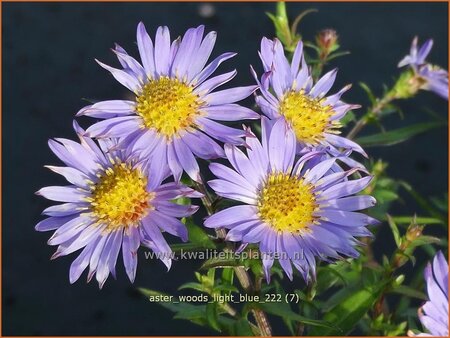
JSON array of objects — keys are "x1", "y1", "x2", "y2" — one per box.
[
  {"x1": 355, "y1": 122, "x2": 442, "y2": 147},
  {"x1": 139, "y1": 3, "x2": 448, "y2": 336},
  {"x1": 311, "y1": 283, "x2": 384, "y2": 335},
  {"x1": 266, "y1": 2, "x2": 316, "y2": 53}
]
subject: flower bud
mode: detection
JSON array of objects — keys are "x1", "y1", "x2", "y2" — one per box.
[
  {"x1": 406, "y1": 223, "x2": 423, "y2": 241},
  {"x1": 394, "y1": 274, "x2": 405, "y2": 286},
  {"x1": 391, "y1": 70, "x2": 423, "y2": 99},
  {"x1": 316, "y1": 29, "x2": 338, "y2": 56}
]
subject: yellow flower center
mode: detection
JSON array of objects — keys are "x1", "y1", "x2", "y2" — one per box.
[
  {"x1": 90, "y1": 163, "x2": 152, "y2": 232},
  {"x1": 258, "y1": 173, "x2": 318, "y2": 233},
  {"x1": 135, "y1": 77, "x2": 201, "y2": 137},
  {"x1": 279, "y1": 90, "x2": 335, "y2": 145}
]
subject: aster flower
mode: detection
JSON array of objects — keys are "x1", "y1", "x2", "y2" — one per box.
[
  {"x1": 35, "y1": 122, "x2": 201, "y2": 288},
  {"x1": 398, "y1": 37, "x2": 448, "y2": 100},
  {"x1": 409, "y1": 251, "x2": 449, "y2": 337},
  {"x1": 77, "y1": 23, "x2": 259, "y2": 182},
  {"x1": 204, "y1": 117, "x2": 377, "y2": 282},
  {"x1": 253, "y1": 37, "x2": 366, "y2": 161}
]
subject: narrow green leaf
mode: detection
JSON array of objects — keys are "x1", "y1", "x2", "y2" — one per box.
[
  {"x1": 408, "y1": 235, "x2": 441, "y2": 248},
  {"x1": 387, "y1": 214, "x2": 401, "y2": 247},
  {"x1": 339, "y1": 110, "x2": 356, "y2": 127},
  {"x1": 326, "y1": 50, "x2": 350, "y2": 61},
  {"x1": 185, "y1": 218, "x2": 216, "y2": 248},
  {"x1": 355, "y1": 122, "x2": 442, "y2": 147},
  {"x1": 232, "y1": 318, "x2": 254, "y2": 336},
  {"x1": 399, "y1": 181, "x2": 445, "y2": 221},
  {"x1": 200, "y1": 257, "x2": 242, "y2": 270},
  {"x1": 359, "y1": 82, "x2": 376, "y2": 104},
  {"x1": 389, "y1": 216, "x2": 444, "y2": 225},
  {"x1": 222, "y1": 268, "x2": 234, "y2": 286},
  {"x1": 310, "y1": 284, "x2": 384, "y2": 335},
  {"x1": 178, "y1": 282, "x2": 205, "y2": 293},
  {"x1": 290, "y1": 8, "x2": 317, "y2": 37},
  {"x1": 389, "y1": 285, "x2": 427, "y2": 300},
  {"x1": 212, "y1": 284, "x2": 239, "y2": 293},
  {"x1": 170, "y1": 243, "x2": 209, "y2": 252},
  {"x1": 256, "y1": 302, "x2": 337, "y2": 330},
  {"x1": 206, "y1": 302, "x2": 221, "y2": 332},
  {"x1": 139, "y1": 288, "x2": 204, "y2": 317}
]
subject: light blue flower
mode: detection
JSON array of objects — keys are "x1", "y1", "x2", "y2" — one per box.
[
  {"x1": 410, "y1": 251, "x2": 449, "y2": 336},
  {"x1": 398, "y1": 37, "x2": 448, "y2": 100},
  {"x1": 205, "y1": 117, "x2": 377, "y2": 282},
  {"x1": 77, "y1": 23, "x2": 258, "y2": 182},
  {"x1": 253, "y1": 37, "x2": 366, "y2": 167},
  {"x1": 36, "y1": 122, "x2": 202, "y2": 288}
]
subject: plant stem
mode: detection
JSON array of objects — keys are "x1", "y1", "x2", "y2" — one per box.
[
  {"x1": 252, "y1": 308, "x2": 273, "y2": 337},
  {"x1": 196, "y1": 179, "x2": 273, "y2": 336},
  {"x1": 346, "y1": 92, "x2": 396, "y2": 140},
  {"x1": 221, "y1": 302, "x2": 238, "y2": 318},
  {"x1": 194, "y1": 179, "x2": 215, "y2": 216}
]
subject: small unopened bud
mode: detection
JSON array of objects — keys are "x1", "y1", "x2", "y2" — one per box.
[
  {"x1": 406, "y1": 223, "x2": 423, "y2": 241},
  {"x1": 316, "y1": 29, "x2": 338, "y2": 56},
  {"x1": 394, "y1": 274, "x2": 405, "y2": 286},
  {"x1": 391, "y1": 70, "x2": 423, "y2": 99},
  {"x1": 372, "y1": 160, "x2": 388, "y2": 176}
]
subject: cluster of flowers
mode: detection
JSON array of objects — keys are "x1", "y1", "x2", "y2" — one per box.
[
  {"x1": 37, "y1": 23, "x2": 375, "y2": 287},
  {"x1": 35, "y1": 25, "x2": 447, "y2": 336}
]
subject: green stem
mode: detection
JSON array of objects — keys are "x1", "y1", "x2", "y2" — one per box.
[
  {"x1": 197, "y1": 179, "x2": 273, "y2": 336},
  {"x1": 312, "y1": 54, "x2": 327, "y2": 82},
  {"x1": 194, "y1": 179, "x2": 214, "y2": 216},
  {"x1": 346, "y1": 91, "x2": 397, "y2": 140}
]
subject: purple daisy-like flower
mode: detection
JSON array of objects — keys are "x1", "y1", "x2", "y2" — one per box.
[
  {"x1": 253, "y1": 38, "x2": 366, "y2": 160},
  {"x1": 77, "y1": 23, "x2": 259, "y2": 182},
  {"x1": 35, "y1": 122, "x2": 201, "y2": 288},
  {"x1": 398, "y1": 37, "x2": 434, "y2": 70},
  {"x1": 409, "y1": 251, "x2": 449, "y2": 337},
  {"x1": 204, "y1": 117, "x2": 377, "y2": 282},
  {"x1": 398, "y1": 37, "x2": 448, "y2": 100}
]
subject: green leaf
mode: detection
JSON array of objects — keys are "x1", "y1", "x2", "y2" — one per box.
[
  {"x1": 316, "y1": 264, "x2": 349, "y2": 293},
  {"x1": 256, "y1": 301, "x2": 337, "y2": 330},
  {"x1": 389, "y1": 285, "x2": 427, "y2": 300},
  {"x1": 290, "y1": 8, "x2": 317, "y2": 40},
  {"x1": 231, "y1": 318, "x2": 254, "y2": 336},
  {"x1": 139, "y1": 288, "x2": 207, "y2": 326},
  {"x1": 184, "y1": 218, "x2": 216, "y2": 249},
  {"x1": 212, "y1": 284, "x2": 239, "y2": 293},
  {"x1": 200, "y1": 257, "x2": 242, "y2": 270},
  {"x1": 355, "y1": 122, "x2": 442, "y2": 147},
  {"x1": 178, "y1": 282, "x2": 205, "y2": 293},
  {"x1": 311, "y1": 284, "x2": 384, "y2": 335},
  {"x1": 399, "y1": 181, "x2": 445, "y2": 221},
  {"x1": 373, "y1": 189, "x2": 399, "y2": 204},
  {"x1": 408, "y1": 235, "x2": 441, "y2": 249},
  {"x1": 430, "y1": 194, "x2": 448, "y2": 213},
  {"x1": 359, "y1": 82, "x2": 376, "y2": 104},
  {"x1": 326, "y1": 50, "x2": 350, "y2": 61},
  {"x1": 387, "y1": 214, "x2": 401, "y2": 247},
  {"x1": 389, "y1": 216, "x2": 444, "y2": 225},
  {"x1": 206, "y1": 302, "x2": 221, "y2": 332},
  {"x1": 170, "y1": 243, "x2": 209, "y2": 252},
  {"x1": 274, "y1": 280, "x2": 295, "y2": 334},
  {"x1": 222, "y1": 268, "x2": 234, "y2": 286},
  {"x1": 339, "y1": 110, "x2": 356, "y2": 127}
]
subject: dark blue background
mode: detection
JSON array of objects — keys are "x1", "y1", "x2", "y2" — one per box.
[{"x1": 3, "y1": 2, "x2": 448, "y2": 335}]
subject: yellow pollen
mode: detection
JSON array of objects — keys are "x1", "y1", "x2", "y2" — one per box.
[
  {"x1": 258, "y1": 173, "x2": 318, "y2": 233},
  {"x1": 90, "y1": 163, "x2": 152, "y2": 232},
  {"x1": 279, "y1": 90, "x2": 335, "y2": 145},
  {"x1": 136, "y1": 77, "x2": 201, "y2": 137}
]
